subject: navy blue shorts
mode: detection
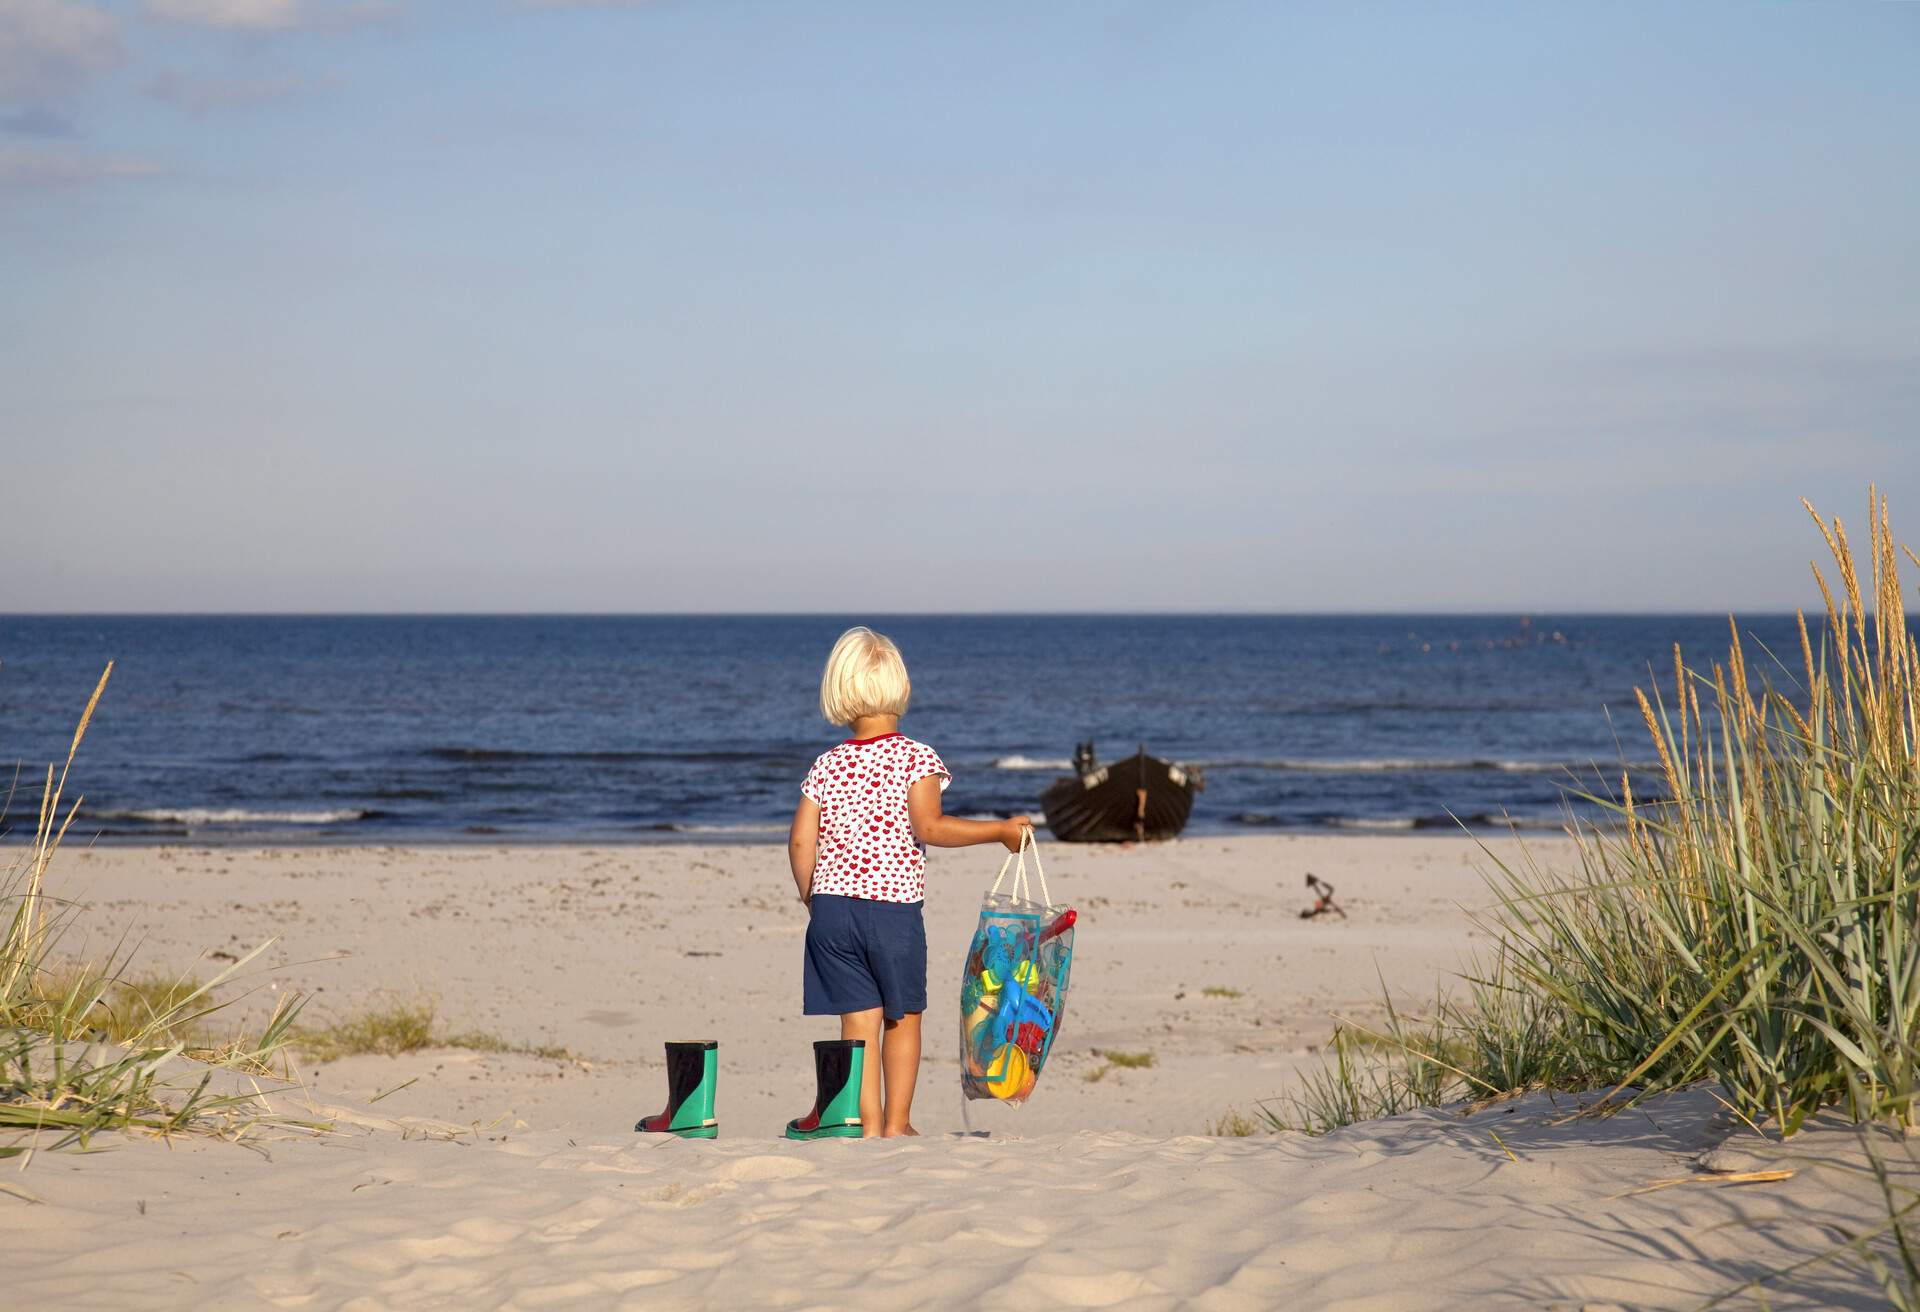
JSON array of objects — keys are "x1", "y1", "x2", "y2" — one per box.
[{"x1": 804, "y1": 895, "x2": 927, "y2": 1020}]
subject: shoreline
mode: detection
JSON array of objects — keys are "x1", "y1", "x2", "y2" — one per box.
[{"x1": 25, "y1": 821, "x2": 1594, "y2": 851}]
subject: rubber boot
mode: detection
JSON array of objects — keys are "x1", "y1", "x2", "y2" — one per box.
[
  {"x1": 783, "y1": 1039, "x2": 865, "y2": 1140},
  {"x1": 634, "y1": 1041, "x2": 718, "y2": 1139}
]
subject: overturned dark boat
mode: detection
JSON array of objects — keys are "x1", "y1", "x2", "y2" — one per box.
[{"x1": 1040, "y1": 742, "x2": 1203, "y2": 843}]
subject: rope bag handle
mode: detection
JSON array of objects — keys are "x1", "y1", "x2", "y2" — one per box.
[{"x1": 989, "y1": 823, "x2": 1051, "y2": 908}]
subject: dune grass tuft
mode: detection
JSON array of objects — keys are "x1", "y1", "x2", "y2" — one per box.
[
  {"x1": 295, "y1": 1000, "x2": 573, "y2": 1064},
  {"x1": 1083, "y1": 1048, "x2": 1156, "y2": 1083},
  {"x1": 1243, "y1": 491, "x2": 1920, "y2": 1301},
  {"x1": 1461, "y1": 489, "x2": 1920, "y2": 1135},
  {"x1": 1256, "y1": 1017, "x2": 1454, "y2": 1135},
  {"x1": 1201, "y1": 986, "x2": 1243, "y2": 999},
  {"x1": 295, "y1": 1000, "x2": 437, "y2": 1062},
  {"x1": 1208, "y1": 1107, "x2": 1262, "y2": 1137},
  {"x1": 1, "y1": 664, "x2": 308, "y2": 1157},
  {"x1": 1267, "y1": 491, "x2": 1920, "y2": 1139}
]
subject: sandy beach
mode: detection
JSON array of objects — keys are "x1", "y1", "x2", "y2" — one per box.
[
  {"x1": 39, "y1": 835, "x2": 1522, "y2": 1139},
  {"x1": 6, "y1": 833, "x2": 1912, "y2": 1308}
]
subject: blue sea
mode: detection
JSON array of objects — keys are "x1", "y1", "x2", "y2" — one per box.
[{"x1": 0, "y1": 615, "x2": 1808, "y2": 844}]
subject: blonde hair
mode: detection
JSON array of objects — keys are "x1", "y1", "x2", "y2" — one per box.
[{"x1": 819, "y1": 626, "x2": 911, "y2": 726}]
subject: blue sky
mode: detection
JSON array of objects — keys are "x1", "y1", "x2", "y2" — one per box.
[{"x1": 2, "y1": 1, "x2": 1915, "y2": 612}]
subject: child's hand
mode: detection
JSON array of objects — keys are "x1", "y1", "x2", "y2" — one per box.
[{"x1": 1000, "y1": 815, "x2": 1035, "y2": 852}]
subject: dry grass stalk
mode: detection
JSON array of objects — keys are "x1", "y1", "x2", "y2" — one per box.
[{"x1": 3, "y1": 665, "x2": 310, "y2": 1157}]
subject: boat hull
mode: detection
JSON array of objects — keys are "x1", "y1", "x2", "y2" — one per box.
[{"x1": 1040, "y1": 750, "x2": 1198, "y2": 842}]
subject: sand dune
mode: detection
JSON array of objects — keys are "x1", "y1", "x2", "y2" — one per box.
[{"x1": 8, "y1": 1081, "x2": 1908, "y2": 1309}]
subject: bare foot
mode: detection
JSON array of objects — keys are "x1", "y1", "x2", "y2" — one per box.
[{"x1": 882, "y1": 1124, "x2": 920, "y2": 1138}]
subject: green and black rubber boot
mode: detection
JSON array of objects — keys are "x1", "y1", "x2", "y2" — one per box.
[
  {"x1": 783, "y1": 1039, "x2": 865, "y2": 1140},
  {"x1": 635, "y1": 1040, "x2": 718, "y2": 1139}
]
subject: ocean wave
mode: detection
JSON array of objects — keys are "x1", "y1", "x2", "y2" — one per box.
[
  {"x1": 1462, "y1": 812, "x2": 1579, "y2": 832},
  {"x1": 1199, "y1": 757, "x2": 1632, "y2": 775},
  {"x1": 995, "y1": 755, "x2": 1640, "y2": 775},
  {"x1": 97, "y1": 808, "x2": 372, "y2": 826},
  {"x1": 646, "y1": 822, "x2": 789, "y2": 835},
  {"x1": 423, "y1": 747, "x2": 770, "y2": 765},
  {"x1": 1223, "y1": 811, "x2": 1579, "y2": 833},
  {"x1": 993, "y1": 754, "x2": 1601, "y2": 774}
]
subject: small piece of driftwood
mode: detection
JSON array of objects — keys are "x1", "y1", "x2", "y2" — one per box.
[{"x1": 1300, "y1": 873, "x2": 1347, "y2": 920}]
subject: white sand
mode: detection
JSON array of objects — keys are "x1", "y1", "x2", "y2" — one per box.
[{"x1": 6, "y1": 835, "x2": 1911, "y2": 1308}]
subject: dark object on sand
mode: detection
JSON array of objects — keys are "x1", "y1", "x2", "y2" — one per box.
[
  {"x1": 1040, "y1": 742, "x2": 1202, "y2": 843},
  {"x1": 1300, "y1": 873, "x2": 1346, "y2": 920}
]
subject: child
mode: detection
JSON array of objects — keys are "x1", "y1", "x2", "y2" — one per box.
[{"x1": 787, "y1": 626, "x2": 1030, "y2": 1139}]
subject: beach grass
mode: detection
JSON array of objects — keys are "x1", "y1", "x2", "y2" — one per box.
[
  {"x1": 294, "y1": 999, "x2": 574, "y2": 1064},
  {"x1": 1259, "y1": 490, "x2": 1920, "y2": 1142},
  {"x1": 1469, "y1": 490, "x2": 1920, "y2": 1134},
  {"x1": 1202, "y1": 986, "x2": 1243, "y2": 999},
  {"x1": 294, "y1": 1000, "x2": 437, "y2": 1062},
  {"x1": 1254, "y1": 1019, "x2": 1453, "y2": 1135},
  {"x1": 1, "y1": 665, "x2": 308, "y2": 1156},
  {"x1": 1208, "y1": 1107, "x2": 1262, "y2": 1137},
  {"x1": 1083, "y1": 1048, "x2": 1155, "y2": 1084}
]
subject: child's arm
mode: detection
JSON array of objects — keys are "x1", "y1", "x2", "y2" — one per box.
[
  {"x1": 789, "y1": 797, "x2": 821, "y2": 906},
  {"x1": 907, "y1": 777, "x2": 1032, "y2": 852}
]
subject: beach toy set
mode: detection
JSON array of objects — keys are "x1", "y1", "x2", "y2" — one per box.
[{"x1": 960, "y1": 832, "x2": 1076, "y2": 1105}]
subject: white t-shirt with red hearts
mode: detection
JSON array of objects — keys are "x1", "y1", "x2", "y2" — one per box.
[{"x1": 801, "y1": 731, "x2": 950, "y2": 903}]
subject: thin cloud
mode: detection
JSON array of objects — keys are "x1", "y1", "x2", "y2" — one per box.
[
  {"x1": 0, "y1": 142, "x2": 164, "y2": 186},
  {"x1": 0, "y1": 0, "x2": 120, "y2": 103},
  {"x1": 145, "y1": 67, "x2": 330, "y2": 112},
  {"x1": 1, "y1": 104, "x2": 76, "y2": 135},
  {"x1": 141, "y1": 0, "x2": 396, "y2": 31}
]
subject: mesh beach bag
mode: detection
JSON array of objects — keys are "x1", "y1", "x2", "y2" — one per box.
[{"x1": 959, "y1": 831, "x2": 1077, "y2": 1105}]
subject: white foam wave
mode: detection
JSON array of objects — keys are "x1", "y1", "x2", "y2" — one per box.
[
  {"x1": 1325, "y1": 817, "x2": 1419, "y2": 830},
  {"x1": 659, "y1": 823, "x2": 789, "y2": 835},
  {"x1": 993, "y1": 754, "x2": 1621, "y2": 775},
  {"x1": 103, "y1": 808, "x2": 368, "y2": 826},
  {"x1": 1202, "y1": 758, "x2": 1580, "y2": 774}
]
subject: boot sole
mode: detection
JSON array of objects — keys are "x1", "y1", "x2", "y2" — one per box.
[
  {"x1": 636, "y1": 1125, "x2": 718, "y2": 1139},
  {"x1": 783, "y1": 1124, "x2": 861, "y2": 1141}
]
